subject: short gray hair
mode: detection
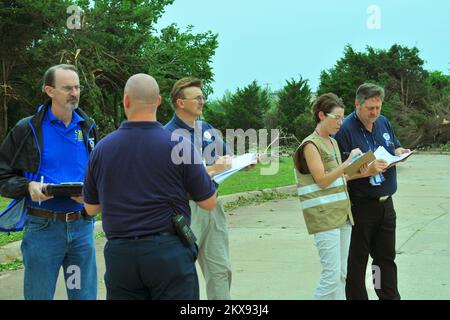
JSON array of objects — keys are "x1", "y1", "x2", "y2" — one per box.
[
  {"x1": 355, "y1": 83, "x2": 385, "y2": 105},
  {"x1": 42, "y1": 64, "x2": 78, "y2": 92}
]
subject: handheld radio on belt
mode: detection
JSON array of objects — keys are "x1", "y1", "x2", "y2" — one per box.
[{"x1": 170, "y1": 202, "x2": 197, "y2": 247}]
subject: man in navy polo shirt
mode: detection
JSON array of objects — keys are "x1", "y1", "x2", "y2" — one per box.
[
  {"x1": 165, "y1": 77, "x2": 237, "y2": 300},
  {"x1": 83, "y1": 73, "x2": 217, "y2": 300},
  {"x1": 0, "y1": 64, "x2": 98, "y2": 299},
  {"x1": 334, "y1": 83, "x2": 410, "y2": 300}
]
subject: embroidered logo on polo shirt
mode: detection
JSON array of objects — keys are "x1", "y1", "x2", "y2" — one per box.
[
  {"x1": 383, "y1": 132, "x2": 394, "y2": 147},
  {"x1": 75, "y1": 130, "x2": 83, "y2": 142},
  {"x1": 203, "y1": 130, "x2": 212, "y2": 141}
]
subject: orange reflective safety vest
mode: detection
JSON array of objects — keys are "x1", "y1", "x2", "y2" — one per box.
[{"x1": 293, "y1": 132, "x2": 353, "y2": 234}]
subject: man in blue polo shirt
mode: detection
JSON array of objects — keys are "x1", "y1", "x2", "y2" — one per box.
[
  {"x1": 334, "y1": 83, "x2": 410, "y2": 300},
  {"x1": 83, "y1": 73, "x2": 217, "y2": 300},
  {"x1": 0, "y1": 64, "x2": 98, "y2": 299},
  {"x1": 165, "y1": 77, "x2": 236, "y2": 300}
]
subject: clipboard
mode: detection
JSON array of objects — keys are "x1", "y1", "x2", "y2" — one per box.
[
  {"x1": 343, "y1": 151, "x2": 376, "y2": 177},
  {"x1": 43, "y1": 182, "x2": 83, "y2": 197}
]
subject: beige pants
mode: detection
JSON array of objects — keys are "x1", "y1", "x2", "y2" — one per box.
[{"x1": 189, "y1": 198, "x2": 232, "y2": 300}]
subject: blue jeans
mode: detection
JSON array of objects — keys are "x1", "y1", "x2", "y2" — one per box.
[
  {"x1": 104, "y1": 234, "x2": 199, "y2": 300},
  {"x1": 20, "y1": 214, "x2": 97, "y2": 300}
]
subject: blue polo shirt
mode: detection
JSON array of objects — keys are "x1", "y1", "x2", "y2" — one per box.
[
  {"x1": 83, "y1": 121, "x2": 216, "y2": 239},
  {"x1": 28, "y1": 107, "x2": 88, "y2": 212},
  {"x1": 165, "y1": 114, "x2": 229, "y2": 166},
  {"x1": 334, "y1": 111, "x2": 402, "y2": 198}
]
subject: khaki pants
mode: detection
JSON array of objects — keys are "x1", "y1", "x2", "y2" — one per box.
[{"x1": 189, "y1": 198, "x2": 232, "y2": 300}]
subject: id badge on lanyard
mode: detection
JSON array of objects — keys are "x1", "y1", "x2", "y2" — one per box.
[
  {"x1": 369, "y1": 173, "x2": 385, "y2": 186},
  {"x1": 361, "y1": 127, "x2": 385, "y2": 187}
]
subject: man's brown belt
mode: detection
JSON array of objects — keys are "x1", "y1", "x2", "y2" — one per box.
[{"x1": 28, "y1": 207, "x2": 93, "y2": 222}]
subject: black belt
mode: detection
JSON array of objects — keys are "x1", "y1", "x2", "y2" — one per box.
[
  {"x1": 28, "y1": 207, "x2": 93, "y2": 221},
  {"x1": 350, "y1": 194, "x2": 392, "y2": 203},
  {"x1": 108, "y1": 231, "x2": 175, "y2": 241}
]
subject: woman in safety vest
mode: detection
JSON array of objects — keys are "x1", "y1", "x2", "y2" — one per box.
[{"x1": 293, "y1": 93, "x2": 365, "y2": 300}]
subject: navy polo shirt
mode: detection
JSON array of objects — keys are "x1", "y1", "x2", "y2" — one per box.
[
  {"x1": 334, "y1": 111, "x2": 402, "y2": 198},
  {"x1": 83, "y1": 121, "x2": 216, "y2": 239},
  {"x1": 28, "y1": 107, "x2": 88, "y2": 212},
  {"x1": 165, "y1": 114, "x2": 229, "y2": 166}
]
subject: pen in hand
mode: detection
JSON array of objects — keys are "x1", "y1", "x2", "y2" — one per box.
[{"x1": 39, "y1": 175, "x2": 43, "y2": 206}]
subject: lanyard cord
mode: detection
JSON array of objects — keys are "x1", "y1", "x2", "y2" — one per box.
[
  {"x1": 354, "y1": 113, "x2": 379, "y2": 152},
  {"x1": 354, "y1": 115, "x2": 385, "y2": 185},
  {"x1": 361, "y1": 128, "x2": 378, "y2": 152}
]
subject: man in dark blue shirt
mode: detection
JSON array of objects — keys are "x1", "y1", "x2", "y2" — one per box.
[
  {"x1": 83, "y1": 73, "x2": 217, "y2": 300},
  {"x1": 165, "y1": 77, "x2": 234, "y2": 300},
  {"x1": 0, "y1": 64, "x2": 98, "y2": 300},
  {"x1": 335, "y1": 83, "x2": 410, "y2": 300}
]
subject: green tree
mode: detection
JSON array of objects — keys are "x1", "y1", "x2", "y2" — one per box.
[
  {"x1": 222, "y1": 81, "x2": 271, "y2": 130},
  {"x1": 203, "y1": 94, "x2": 229, "y2": 133},
  {"x1": 318, "y1": 44, "x2": 428, "y2": 111},
  {"x1": 425, "y1": 71, "x2": 450, "y2": 109},
  {"x1": 0, "y1": 0, "x2": 71, "y2": 137},
  {"x1": 317, "y1": 44, "x2": 436, "y2": 147},
  {"x1": 318, "y1": 45, "x2": 369, "y2": 112},
  {"x1": 1, "y1": 0, "x2": 218, "y2": 138},
  {"x1": 144, "y1": 24, "x2": 218, "y2": 124},
  {"x1": 420, "y1": 71, "x2": 450, "y2": 146},
  {"x1": 292, "y1": 112, "x2": 315, "y2": 142},
  {"x1": 276, "y1": 77, "x2": 312, "y2": 136}
]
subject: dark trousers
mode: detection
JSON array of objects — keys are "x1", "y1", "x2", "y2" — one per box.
[
  {"x1": 346, "y1": 196, "x2": 401, "y2": 300},
  {"x1": 104, "y1": 234, "x2": 199, "y2": 300}
]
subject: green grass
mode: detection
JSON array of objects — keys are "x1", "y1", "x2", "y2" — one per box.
[
  {"x1": 0, "y1": 231, "x2": 24, "y2": 247},
  {"x1": 0, "y1": 197, "x2": 25, "y2": 247},
  {"x1": 219, "y1": 157, "x2": 296, "y2": 195},
  {"x1": 94, "y1": 231, "x2": 105, "y2": 239},
  {"x1": 0, "y1": 259, "x2": 24, "y2": 272},
  {"x1": 441, "y1": 141, "x2": 450, "y2": 152},
  {"x1": 0, "y1": 196, "x2": 9, "y2": 210},
  {"x1": 223, "y1": 191, "x2": 294, "y2": 213}
]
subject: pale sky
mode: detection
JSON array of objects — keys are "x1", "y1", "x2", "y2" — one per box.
[{"x1": 157, "y1": 0, "x2": 450, "y2": 98}]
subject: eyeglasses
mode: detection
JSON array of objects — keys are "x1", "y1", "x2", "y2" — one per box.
[
  {"x1": 58, "y1": 85, "x2": 84, "y2": 93},
  {"x1": 182, "y1": 96, "x2": 206, "y2": 103},
  {"x1": 326, "y1": 113, "x2": 344, "y2": 121}
]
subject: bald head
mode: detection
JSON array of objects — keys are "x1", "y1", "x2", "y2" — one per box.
[
  {"x1": 123, "y1": 74, "x2": 161, "y2": 120},
  {"x1": 124, "y1": 73, "x2": 159, "y2": 104}
]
